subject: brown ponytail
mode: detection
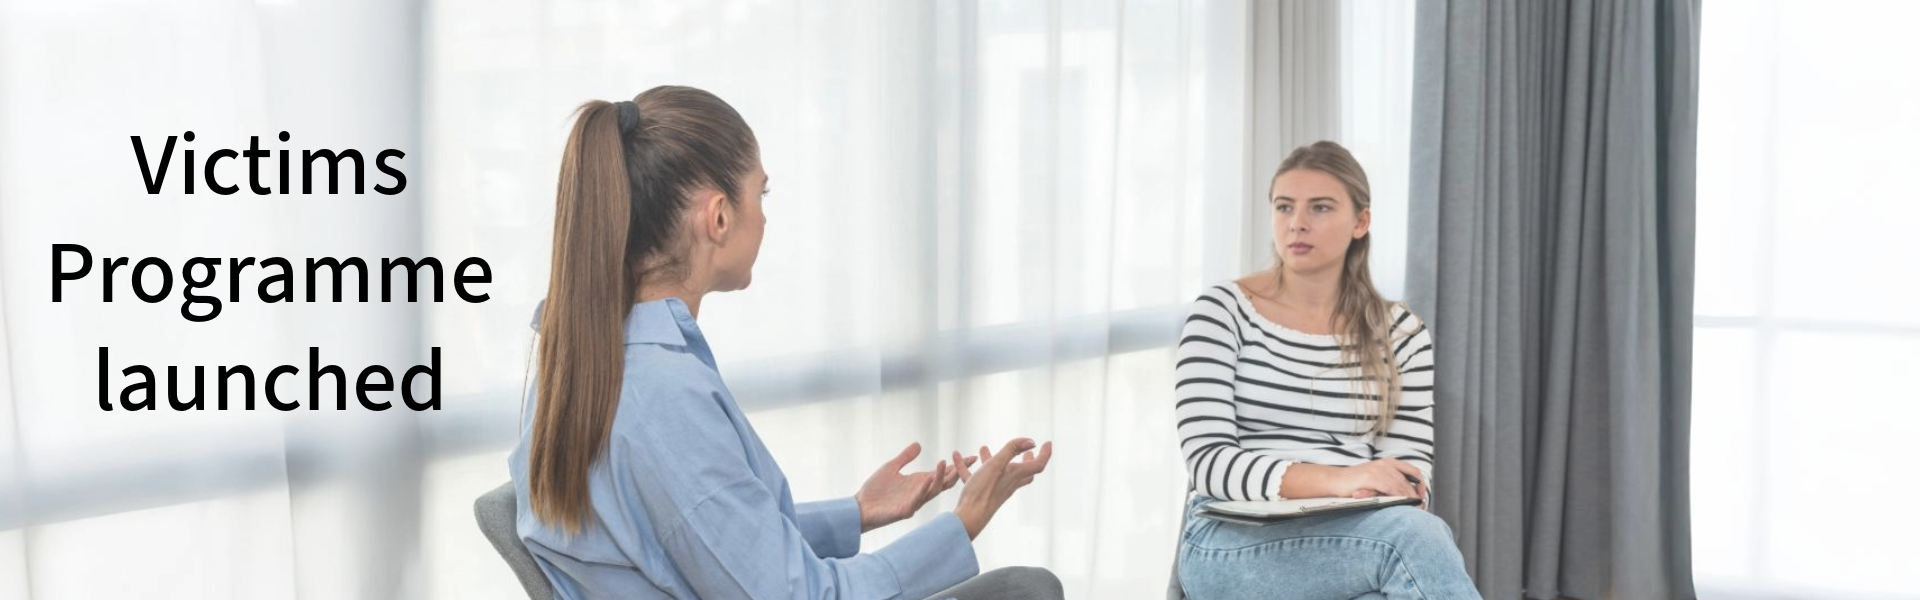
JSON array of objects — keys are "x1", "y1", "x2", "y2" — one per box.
[{"x1": 529, "y1": 86, "x2": 758, "y2": 534}]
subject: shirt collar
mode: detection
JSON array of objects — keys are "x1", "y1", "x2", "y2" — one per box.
[
  {"x1": 622, "y1": 297, "x2": 694, "y2": 347},
  {"x1": 529, "y1": 296, "x2": 708, "y2": 354}
]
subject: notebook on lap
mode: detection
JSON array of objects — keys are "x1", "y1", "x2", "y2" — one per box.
[{"x1": 1195, "y1": 496, "x2": 1422, "y2": 526}]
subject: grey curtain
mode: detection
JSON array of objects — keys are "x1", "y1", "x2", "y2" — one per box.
[{"x1": 1405, "y1": 1, "x2": 1699, "y2": 600}]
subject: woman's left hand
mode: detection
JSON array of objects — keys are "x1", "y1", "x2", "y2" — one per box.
[
  {"x1": 855, "y1": 442, "x2": 977, "y2": 532},
  {"x1": 1349, "y1": 458, "x2": 1429, "y2": 510}
]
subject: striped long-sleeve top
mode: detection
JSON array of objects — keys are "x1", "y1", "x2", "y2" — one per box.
[{"x1": 1175, "y1": 282, "x2": 1437, "y2": 501}]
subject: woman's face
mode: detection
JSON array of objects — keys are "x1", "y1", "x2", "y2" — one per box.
[
  {"x1": 710, "y1": 163, "x2": 768, "y2": 292},
  {"x1": 1269, "y1": 167, "x2": 1369, "y2": 276}
]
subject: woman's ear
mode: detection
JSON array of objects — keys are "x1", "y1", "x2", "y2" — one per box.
[
  {"x1": 1353, "y1": 207, "x2": 1372, "y2": 240},
  {"x1": 700, "y1": 190, "x2": 731, "y2": 242}
]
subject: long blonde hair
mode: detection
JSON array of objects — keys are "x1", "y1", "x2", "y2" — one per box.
[{"x1": 1272, "y1": 141, "x2": 1408, "y2": 436}]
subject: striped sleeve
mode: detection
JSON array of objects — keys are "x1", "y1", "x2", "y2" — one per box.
[
  {"x1": 1375, "y1": 304, "x2": 1436, "y2": 484},
  {"x1": 1175, "y1": 287, "x2": 1292, "y2": 501}
]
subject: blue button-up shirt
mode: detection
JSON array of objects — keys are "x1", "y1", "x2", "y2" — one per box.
[{"x1": 509, "y1": 298, "x2": 979, "y2": 599}]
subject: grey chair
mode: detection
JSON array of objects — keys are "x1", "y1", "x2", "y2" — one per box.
[
  {"x1": 1167, "y1": 506, "x2": 1188, "y2": 600},
  {"x1": 475, "y1": 481, "x2": 557, "y2": 600},
  {"x1": 477, "y1": 480, "x2": 1076, "y2": 600}
]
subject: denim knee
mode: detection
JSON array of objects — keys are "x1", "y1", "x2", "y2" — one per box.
[{"x1": 1370, "y1": 506, "x2": 1456, "y2": 550}]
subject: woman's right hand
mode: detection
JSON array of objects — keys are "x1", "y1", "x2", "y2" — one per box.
[{"x1": 951, "y1": 438, "x2": 1053, "y2": 539}]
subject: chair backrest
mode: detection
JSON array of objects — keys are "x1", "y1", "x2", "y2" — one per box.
[
  {"x1": 1168, "y1": 495, "x2": 1190, "y2": 600},
  {"x1": 1168, "y1": 559, "x2": 1186, "y2": 600},
  {"x1": 475, "y1": 481, "x2": 558, "y2": 600}
]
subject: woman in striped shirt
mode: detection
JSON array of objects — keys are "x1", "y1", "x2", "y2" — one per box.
[{"x1": 1174, "y1": 141, "x2": 1481, "y2": 600}]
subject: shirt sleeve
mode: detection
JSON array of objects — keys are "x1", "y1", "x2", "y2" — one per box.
[
  {"x1": 613, "y1": 371, "x2": 978, "y2": 600},
  {"x1": 792, "y1": 498, "x2": 863, "y2": 559},
  {"x1": 1175, "y1": 286, "x2": 1294, "y2": 501},
  {"x1": 1373, "y1": 306, "x2": 1436, "y2": 484}
]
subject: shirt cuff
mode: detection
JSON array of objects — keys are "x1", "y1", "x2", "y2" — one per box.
[
  {"x1": 1267, "y1": 460, "x2": 1296, "y2": 500},
  {"x1": 793, "y1": 497, "x2": 863, "y2": 559},
  {"x1": 873, "y1": 512, "x2": 979, "y2": 600}
]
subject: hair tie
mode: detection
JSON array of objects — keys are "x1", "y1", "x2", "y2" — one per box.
[{"x1": 615, "y1": 100, "x2": 640, "y2": 134}]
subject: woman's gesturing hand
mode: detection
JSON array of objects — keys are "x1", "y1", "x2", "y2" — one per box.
[
  {"x1": 951, "y1": 438, "x2": 1053, "y2": 539},
  {"x1": 855, "y1": 442, "x2": 978, "y2": 532}
]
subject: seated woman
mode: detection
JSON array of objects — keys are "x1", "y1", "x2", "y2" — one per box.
[
  {"x1": 508, "y1": 85, "x2": 1060, "y2": 600},
  {"x1": 1173, "y1": 141, "x2": 1481, "y2": 600}
]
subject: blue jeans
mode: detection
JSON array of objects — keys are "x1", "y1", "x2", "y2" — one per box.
[{"x1": 1177, "y1": 497, "x2": 1483, "y2": 600}]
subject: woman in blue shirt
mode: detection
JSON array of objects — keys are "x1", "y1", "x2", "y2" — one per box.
[{"x1": 508, "y1": 85, "x2": 1058, "y2": 600}]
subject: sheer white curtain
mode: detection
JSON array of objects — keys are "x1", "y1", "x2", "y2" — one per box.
[
  {"x1": 0, "y1": 1, "x2": 428, "y2": 598},
  {"x1": 1337, "y1": 1, "x2": 1415, "y2": 301},
  {"x1": 1245, "y1": 0, "x2": 1413, "y2": 298},
  {"x1": 1689, "y1": 1, "x2": 1920, "y2": 598},
  {"x1": 419, "y1": 1, "x2": 1253, "y2": 597}
]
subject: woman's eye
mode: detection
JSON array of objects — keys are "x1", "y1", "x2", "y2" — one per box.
[
  {"x1": 1314, "y1": 204, "x2": 1331, "y2": 212},
  {"x1": 1275, "y1": 204, "x2": 1292, "y2": 213}
]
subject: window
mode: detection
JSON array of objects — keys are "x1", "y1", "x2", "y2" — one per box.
[{"x1": 1690, "y1": 1, "x2": 1920, "y2": 598}]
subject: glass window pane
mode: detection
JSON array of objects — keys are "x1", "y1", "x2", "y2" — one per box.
[
  {"x1": 1764, "y1": 331, "x2": 1920, "y2": 596},
  {"x1": 1765, "y1": 1, "x2": 1920, "y2": 326},
  {"x1": 1693, "y1": 2, "x2": 1771, "y2": 318},
  {"x1": 1688, "y1": 327, "x2": 1761, "y2": 586}
]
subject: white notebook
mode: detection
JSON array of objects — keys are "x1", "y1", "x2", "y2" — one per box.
[{"x1": 1197, "y1": 496, "x2": 1421, "y2": 526}]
